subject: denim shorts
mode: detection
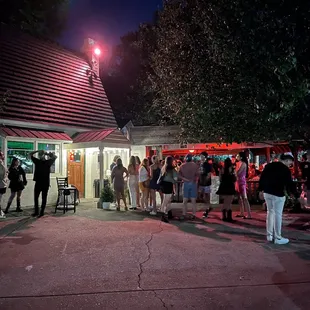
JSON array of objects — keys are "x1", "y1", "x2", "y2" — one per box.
[{"x1": 183, "y1": 182, "x2": 197, "y2": 199}]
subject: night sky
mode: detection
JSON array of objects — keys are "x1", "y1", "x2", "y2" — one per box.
[{"x1": 60, "y1": 0, "x2": 162, "y2": 52}]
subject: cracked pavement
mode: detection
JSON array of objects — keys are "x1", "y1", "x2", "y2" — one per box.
[{"x1": 0, "y1": 204, "x2": 309, "y2": 309}]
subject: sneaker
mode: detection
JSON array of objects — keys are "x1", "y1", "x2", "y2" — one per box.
[
  {"x1": 202, "y1": 211, "x2": 209, "y2": 218},
  {"x1": 129, "y1": 207, "x2": 137, "y2": 210},
  {"x1": 150, "y1": 211, "x2": 157, "y2": 216},
  {"x1": 32, "y1": 213, "x2": 39, "y2": 217},
  {"x1": 0, "y1": 210, "x2": 6, "y2": 218},
  {"x1": 267, "y1": 235, "x2": 273, "y2": 242},
  {"x1": 274, "y1": 237, "x2": 289, "y2": 245},
  {"x1": 16, "y1": 208, "x2": 23, "y2": 212}
]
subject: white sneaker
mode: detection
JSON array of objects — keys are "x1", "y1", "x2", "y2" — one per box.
[
  {"x1": 0, "y1": 210, "x2": 6, "y2": 218},
  {"x1": 150, "y1": 211, "x2": 157, "y2": 216},
  {"x1": 267, "y1": 235, "x2": 273, "y2": 242},
  {"x1": 274, "y1": 237, "x2": 289, "y2": 245}
]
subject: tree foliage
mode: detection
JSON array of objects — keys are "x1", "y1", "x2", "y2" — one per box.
[
  {"x1": 102, "y1": 23, "x2": 160, "y2": 126},
  {"x1": 146, "y1": 0, "x2": 310, "y2": 144},
  {"x1": 0, "y1": 0, "x2": 69, "y2": 38}
]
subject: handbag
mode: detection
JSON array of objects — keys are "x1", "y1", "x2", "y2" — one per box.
[
  {"x1": 142, "y1": 179, "x2": 150, "y2": 188},
  {"x1": 157, "y1": 172, "x2": 165, "y2": 186}
]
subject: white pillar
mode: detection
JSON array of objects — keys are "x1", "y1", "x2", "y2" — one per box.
[{"x1": 99, "y1": 146, "x2": 104, "y2": 191}]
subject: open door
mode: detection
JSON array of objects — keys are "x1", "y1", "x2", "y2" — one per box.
[{"x1": 68, "y1": 149, "x2": 85, "y2": 198}]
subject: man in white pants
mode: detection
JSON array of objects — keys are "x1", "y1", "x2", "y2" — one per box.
[{"x1": 259, "y1": 153, "x2": 296, "y2": 245}]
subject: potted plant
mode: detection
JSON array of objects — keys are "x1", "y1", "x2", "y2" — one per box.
[{"x1": 100, "y1": 185, "x2": 114, "y2": 210}]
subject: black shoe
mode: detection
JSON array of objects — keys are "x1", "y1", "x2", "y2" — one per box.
[
  {"x1": 129, "y1": 207, "x2": 137, "y2": 210},
  {"x1": 16, "y1": 208, "x2": 23, "y2": 212},
  {"x1": 161, "y1": 215, "x2": 169, "y2": 223},
  {"x1": 222, "y1": 209, "x2": 227, "y2": 221},
  {"x1": 227, "y1": 210, "x2": 235, "y2": 222},
  {"x1": 167, "y1": 210, "x2": 173, "y2": 219},
  {"x1": 32, "y1": 213, "x2": 39, "y2": 217}
]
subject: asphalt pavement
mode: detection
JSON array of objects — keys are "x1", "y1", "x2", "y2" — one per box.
[{"x1": 0, "y1": 201, "x2": 309, "y2": 309}]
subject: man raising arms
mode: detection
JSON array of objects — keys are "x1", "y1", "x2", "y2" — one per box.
[{"x1": 29, "y1": 150, "x2": 57, "y2": 217}]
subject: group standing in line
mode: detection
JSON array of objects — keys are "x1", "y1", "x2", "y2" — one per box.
[{"x1": 110, "y1": 151, "x2": 255, "y2": 224}]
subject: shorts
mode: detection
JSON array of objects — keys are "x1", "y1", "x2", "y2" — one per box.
[
  {"x1": 183, "y1": 182, "x2": 197, "y2": 199},
  {"x1": 199, "y1": 186, "x2": 211, "y2": 194},
  {"x1": 236, "y1": 183, "x2": 247, "y2": 198},
  {"x1": 161, "y1": 181, "x2": 173, "y2": 195},
  {"x1": 0, "y1": 187, "x2": 7, "y2": 195}
]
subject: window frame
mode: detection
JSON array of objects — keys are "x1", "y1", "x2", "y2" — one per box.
[{"x1": 5, "y1": 138, "x2": 63, "y2": 178}]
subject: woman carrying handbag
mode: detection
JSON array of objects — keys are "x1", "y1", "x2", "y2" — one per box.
[{"x1": 5, "y1": 158, "x2": 27, "y2": 213}]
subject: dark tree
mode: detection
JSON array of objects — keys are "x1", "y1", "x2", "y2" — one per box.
[
  {"x1": 102, "y1": 23, "x2": 160, "y2": 126},
  {"x1": 146, "y1": 0, "x2": 310, "y2": 145},
  {"x1": 0, "y1": 0, "x2": 69, "y2": 38}
]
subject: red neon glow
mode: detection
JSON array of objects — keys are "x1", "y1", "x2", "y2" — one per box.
[{"x1": 94, "y1": 48, "x2": 101, "y2": 56}]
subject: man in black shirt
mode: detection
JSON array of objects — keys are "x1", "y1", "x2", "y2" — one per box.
[
  {"x1": 258, "y1": 153, "x2": 296, "y2": 245},
  {"x1": 29, "y1": 150, "x2": 57, "y2": 217}
]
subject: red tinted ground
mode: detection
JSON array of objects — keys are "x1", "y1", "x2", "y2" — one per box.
[{"x1": 0, "y1": 204, "x2": 309, "y2": 310}]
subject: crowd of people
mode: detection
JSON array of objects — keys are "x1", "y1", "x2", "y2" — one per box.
[
  {"x1": 1, "y1": 147, "x2": 308, "y2": 245},
  {"x1": 109, "y1": 151, "x2": 255, "y2": 223},
  {"x1": 110, "y1": 150, "x2": 309, "y2": 245}
]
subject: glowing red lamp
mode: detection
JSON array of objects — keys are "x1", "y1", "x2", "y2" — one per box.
[{"x1": 94, "y1": 48, "x2": 101, "y2": 56}]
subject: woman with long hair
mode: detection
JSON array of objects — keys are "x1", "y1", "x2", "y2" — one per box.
[
  {"x1": 139, "y1": 158, "x2": 150, "y2": 210},
  {"x1": 4, "y1": 158, "x2": 27, "y2": 213},
  {"x1": 128, "y1": 156, "x2": 139, "y2": 210},
  {"x1": 135, "y1": 156, "x2": 141, "y2": 208},
  {"x1": 158, "y1": 156, "x2": 178, "y2": 223},
  {"x1": 111, "y1": 158, "x2": 128, "y2": 211},
  {"x1": 235, "y1": 151, "x2": 252, "y2": 218},
  {"x1": 149, "y1": 155, "x2": 163, "y2": 215},
  {"x1": 216, "y1": 157, "x2": 236, "y2": 222}
]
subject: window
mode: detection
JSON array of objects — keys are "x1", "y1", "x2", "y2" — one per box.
[
  {"x1": 7, "y1": 141, "x2": 34, "y2": 173},
  {"x1": 69, "y1": 149, "x2": 82, "y2": 162},
  {"x1": 38, "y1": 143, "x2": 60, "y2": 173}
]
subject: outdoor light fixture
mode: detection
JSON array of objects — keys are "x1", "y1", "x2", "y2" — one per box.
[{"x1": 94, "y1": 48, "x2": 101, "y2": 56}]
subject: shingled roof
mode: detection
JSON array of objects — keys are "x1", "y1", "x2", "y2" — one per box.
[{"x1": 0, "y1": 28, "x2": 117, "y2": 130}]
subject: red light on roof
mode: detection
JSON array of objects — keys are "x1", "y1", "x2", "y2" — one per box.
[
  {"x1": 189, "y1": 150, "x2": 195, "y2": 153},
  {"x1": 94, "y1": 48, "x2": 101, "y2": 56}
]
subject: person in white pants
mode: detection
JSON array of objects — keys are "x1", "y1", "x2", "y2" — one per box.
[
  {"x1": 127, "y1": 156, "x2": 139, "y2": 210},
  {"x1": 259, "y1": 153, "x2": 296, "y2": 245},
  {"x1": 0, "y1": 151, "x2": 8, "y2": 218}
]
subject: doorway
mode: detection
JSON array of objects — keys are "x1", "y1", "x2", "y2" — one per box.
[{"x1": 68, "y1": 149, "x2": 85, "y2": 197}]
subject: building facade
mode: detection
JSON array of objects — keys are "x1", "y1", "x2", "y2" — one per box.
[{"x1": 0, "y1": 28, "x2": 129, "y2": 207}]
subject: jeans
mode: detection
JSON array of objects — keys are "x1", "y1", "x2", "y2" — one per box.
[
  {"x1": 183, "y1": 182, "x2": 197, "y2": 199},
  {"x1": 264, "y1": 193, "x2": 286, "y2": 240},
  {"x1": 34, "y1": 183, "x2": 49, "y2": 215}
]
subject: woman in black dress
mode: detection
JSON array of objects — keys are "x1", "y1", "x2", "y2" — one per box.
[
  {"x1": 5, "y1": 158, "x2": 27, "y2": 213},
  {"x1": 216, "y1": 157, "x2": 236, "y2": 222}
]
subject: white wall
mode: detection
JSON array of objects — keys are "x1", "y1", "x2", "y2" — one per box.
[
  {"x1": 1, "y1": 143, "x2": 68, "y2": 209},
  {"x1": 131, "y1": 146, "x2": 146, "y2": 161},
  {"x1": 1, "y1": 178, "x2": 58, "y2": 209},
  {"x1": 85, "y1": 148, "x2": 100, "y2": 198}
]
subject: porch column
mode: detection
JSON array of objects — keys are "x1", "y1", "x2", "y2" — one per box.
[
  {"x1": 99, "y1": 146, "x2": 104, "y2": 191},
  {"x1": 255, "y1": 155, "x2": 259, "y2": 167}
]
